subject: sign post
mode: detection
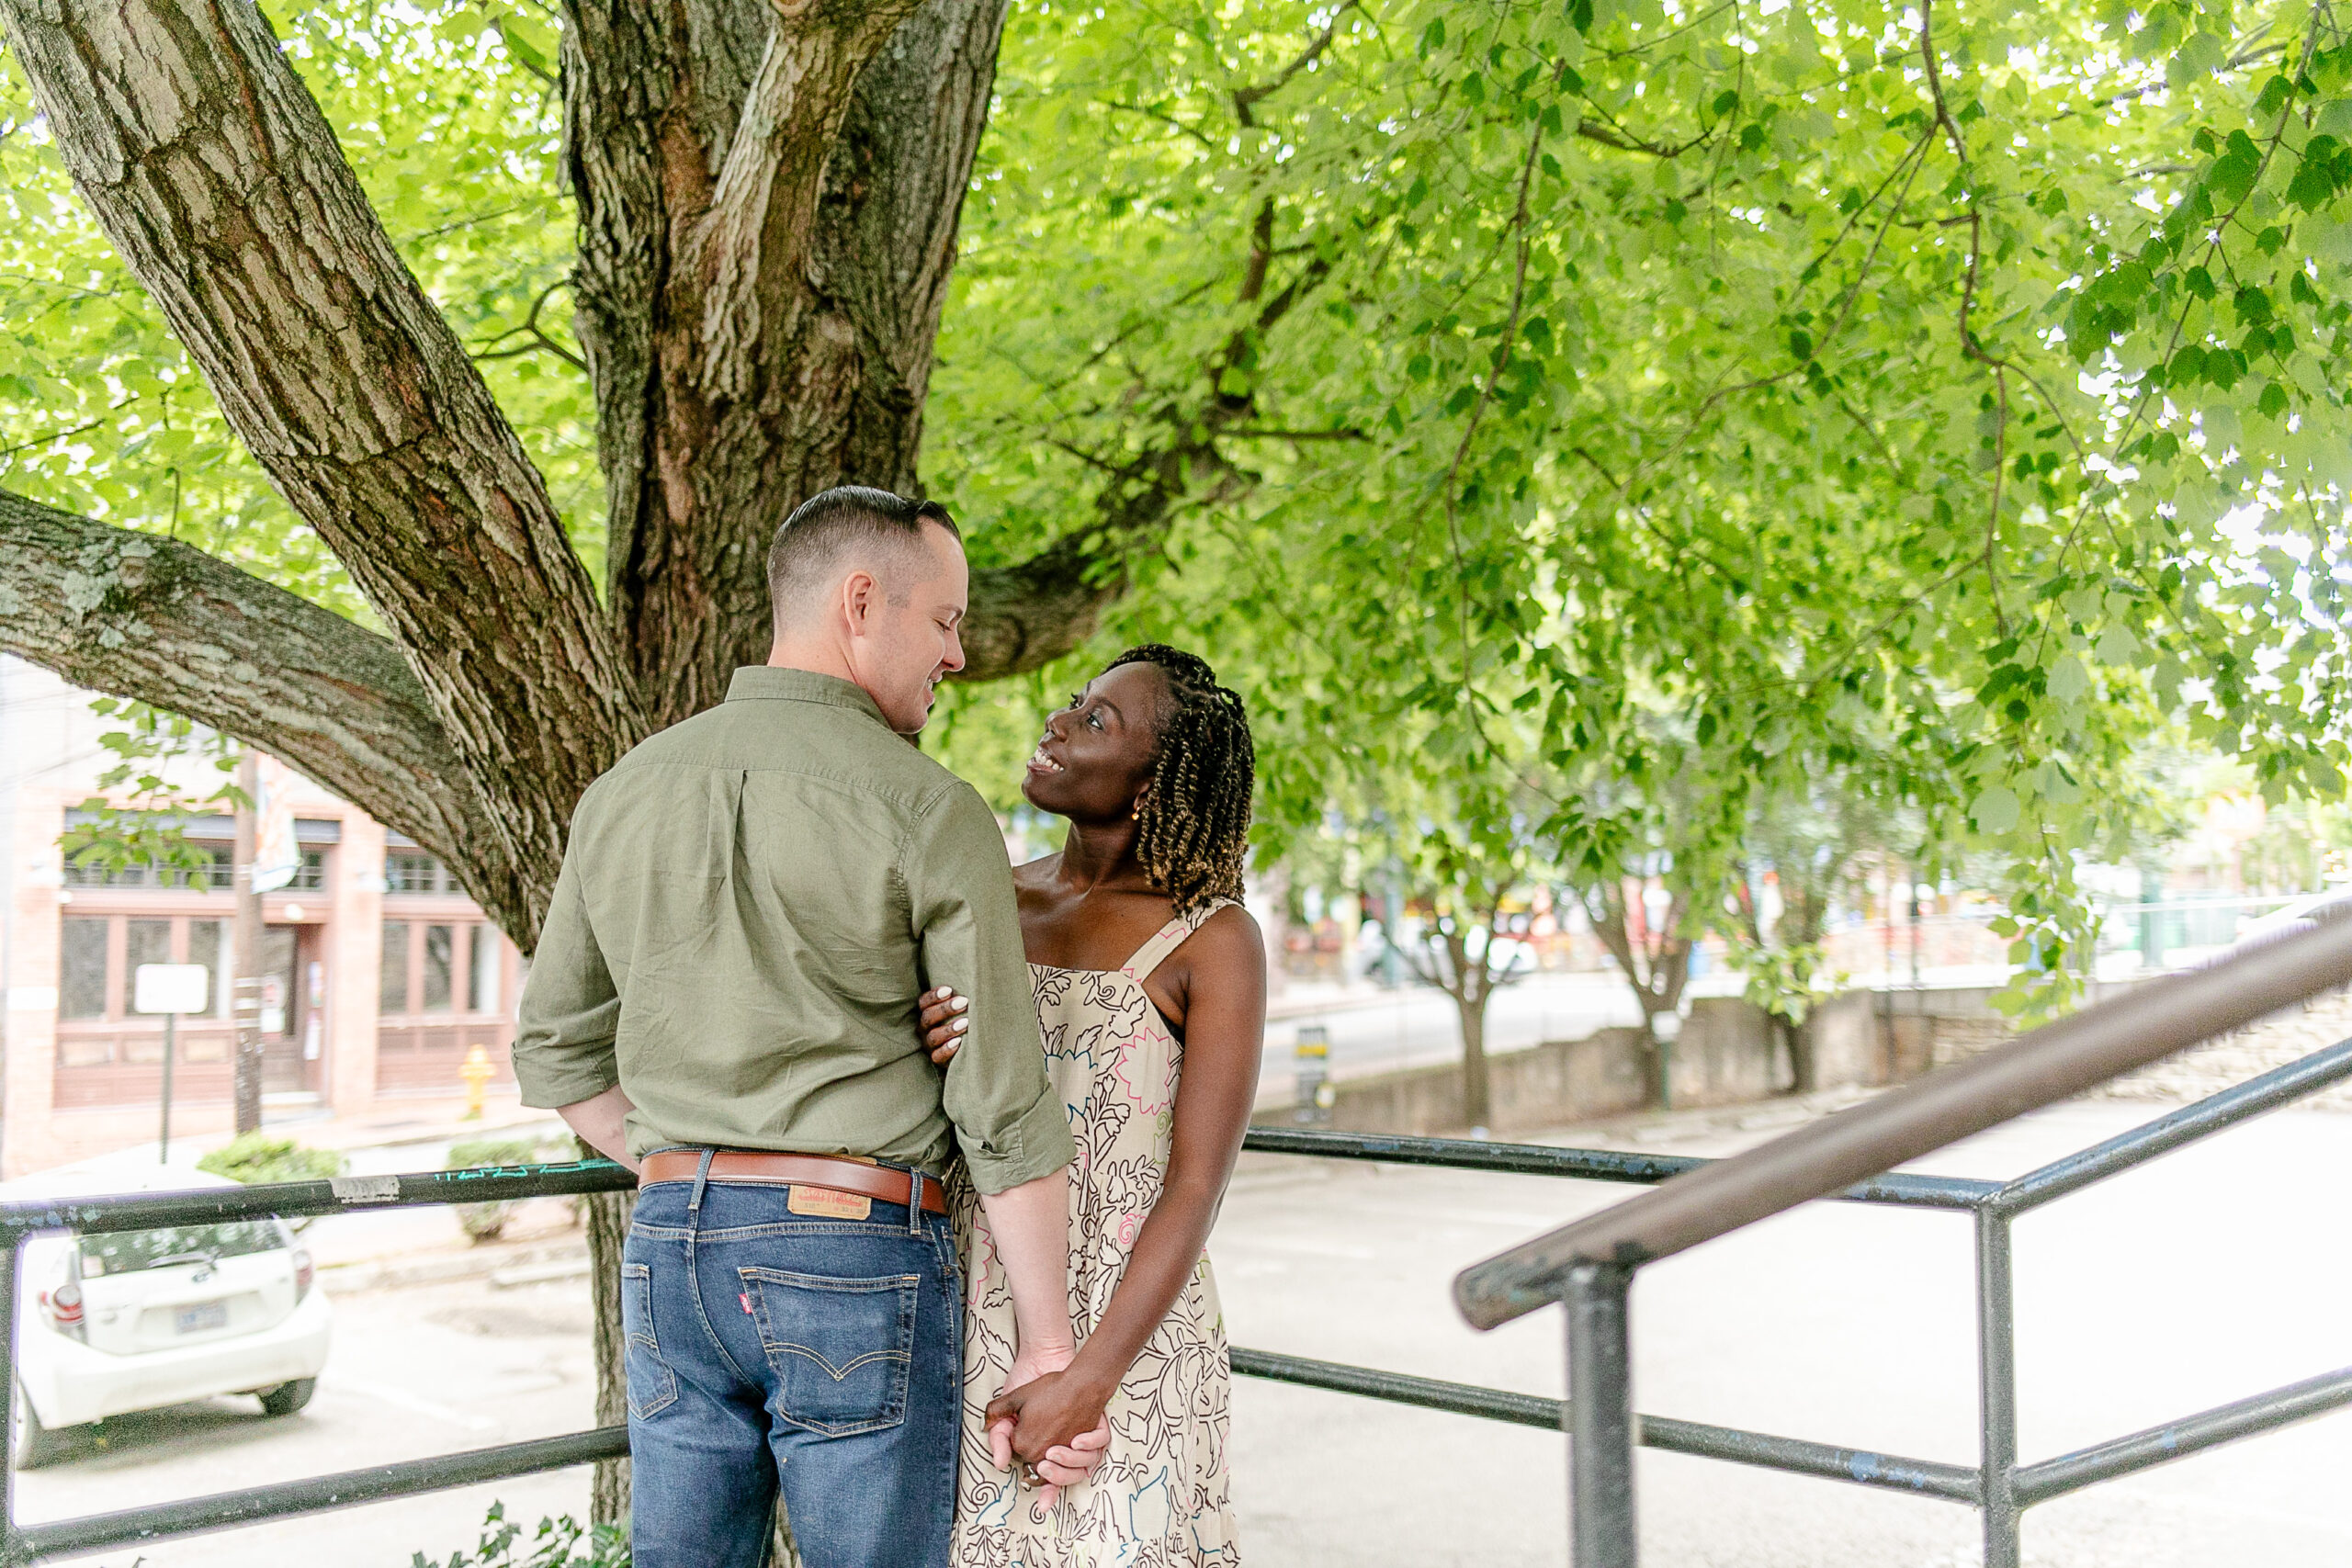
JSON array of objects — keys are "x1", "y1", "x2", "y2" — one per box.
[
  {"x1": 134, "y1": 964, "x2": 210, "y2": 1163},
  {"x1": 1294, "y1": 1024, "x2": 1333, "y2": 1125}
]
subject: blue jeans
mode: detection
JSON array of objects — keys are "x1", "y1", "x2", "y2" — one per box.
[{"x1": 622, "y1": 1161, "x2": 962, "y2": 1568}]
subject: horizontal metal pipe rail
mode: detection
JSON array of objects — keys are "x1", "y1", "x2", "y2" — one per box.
[
  {"x1": 0, "y1": 1122, "x2": 1992, "y2": 1562},
  {"x1": 1229, "y1": 1348, "x2": 1980, "y2": 1502},
  {"x1": 1455, "y1": 907, "x2": 2352, "y2": 1326},
  {"x1": 0, "y1": 1160, "x2": 639, "y2": 1565},
  {"x1": 5, "y1": 996, "x2": 2347, "y2": 1562},
  {"x1": 1444, "y1": 895, "x2": 2352, "y2": 1568}
]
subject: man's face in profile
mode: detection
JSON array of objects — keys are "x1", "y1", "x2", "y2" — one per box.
[{"x1": 860, "y1": 521, "x2": 969, "y2": 734}]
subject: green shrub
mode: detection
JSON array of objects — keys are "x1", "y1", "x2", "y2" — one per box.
[
  {"x1": 445, "y1": 1136, "x2": 556, "y2": 1244},
  {"x1": 412, "y1": 1503, "x2": 628, "y2": 1568},
  {"x1": 197, "y1": 1133, "x2": 348, "y2": 1186}
]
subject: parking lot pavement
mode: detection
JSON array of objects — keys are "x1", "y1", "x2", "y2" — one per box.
[
  {"x1": 1218, "y1": 1100, "x2": 2352, "y2": 1567},
  {"x1": 19, "y1": 1271, "x2": 594, "y2": 1568},
  {"x1": 20, "y1": 1099, "x2": 2352, "y2": 1565}
]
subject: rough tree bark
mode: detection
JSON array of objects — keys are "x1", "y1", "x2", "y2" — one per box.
[
  {"x1": 0, "y1": 0, "x2": 1325, "y2": 1538},
  {"x1": 1, "y1": 0, "x2": 649, "y2": 942},
  {"x1": 0, "y1": 491, "x2": 492, "y2": 882}
]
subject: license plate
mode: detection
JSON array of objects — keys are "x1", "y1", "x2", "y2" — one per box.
[{"x1": 175, "y1": 1301, "x2": 228, "y2": 1335}]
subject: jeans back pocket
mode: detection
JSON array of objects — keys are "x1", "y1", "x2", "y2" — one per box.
[
  {"x1": 621, "y1": 1262, "x2": 679, "y2": 1421},
  {"x1": 740, "y1": 1267, "x2": 918, "y2": 1437}
]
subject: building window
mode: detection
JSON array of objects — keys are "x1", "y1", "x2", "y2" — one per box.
[
  {"x1": 381, "y1": 921, "x2": 410, "y2": 1012},
  {"x1": 289, "y1": 850, "x2": 327, "y2": 892},
  {"x1": 62, "y1": 845, "x2": 232, "y2": 889},
  {"x1": 469, "y1": 924, "x2": 501, "y2": 1013},
  {"x1": 422, "y1": 925, "x2": 455, "y2": 1012},
  {"x1": 385, "y1": 852, "x2": 451, "y2": 894},
  {"x1": 60, "y1": 919, "x2": 109, "y2": 1020},
  {"x1": 188, "y1": 919, "x2": 230, "y2": 1017},
  {"x1": 124, "y1": 919, "x2": 173, "y2": 986}
]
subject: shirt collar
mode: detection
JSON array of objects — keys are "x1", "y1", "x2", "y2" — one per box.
[{"x1": 725, "y1": 666, "x2": 892, "y2": 728}]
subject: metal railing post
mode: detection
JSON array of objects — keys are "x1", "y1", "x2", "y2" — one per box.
[
  {"x1": 1566, "y1": 1261, "x2": 1638, "y2": 1567},
  {"x1": 2, "y1": 1237, "x2": 21, "y2": 1568},
  {"x1": 1975, "y1": 1209, "x2": 2020, "y2": 1568}
]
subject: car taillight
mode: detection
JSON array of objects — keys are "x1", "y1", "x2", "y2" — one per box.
[
  {"x1": 41, "y1": 1280, "x2": 86, "y2": 1342},
  {"x1": 293, "y1": 1248, "x2": 314, "y2": 1301}
]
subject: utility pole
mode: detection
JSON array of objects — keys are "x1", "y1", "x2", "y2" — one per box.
[{"x1": 232, "y1": 750, "x2": 264, "y2": 1134}]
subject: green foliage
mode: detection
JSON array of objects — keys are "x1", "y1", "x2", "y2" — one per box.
[
  {"x1": 10, "y1": 0, "x2": 2352, "y2": 1021},
  {"x1": 197, "y1": 1133, "x2": 349, "y2": 1186},
  {"x1": 924, "y1": 0, "x2": 2352, "y2": 1015},
  {"x1": 0, "y1": 2, "x2": 597, "y2": 612},
  {"x1": 446, "y1": 1135, "x2": 560, "y2": 1242},
  {"x1": 57, "y1": 699, "x2": 246, "y2": 879},
  {"x1": 412, "y1": 1503, "x2": 628, "y2": 1568},
  {"x1": 446, "y1": 1136, "x2": 553, "y2": 1170}
]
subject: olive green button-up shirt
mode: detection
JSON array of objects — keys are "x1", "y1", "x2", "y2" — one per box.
[{"x1": 512, "y1": 666, "x2": 1072, "y2": 1194}]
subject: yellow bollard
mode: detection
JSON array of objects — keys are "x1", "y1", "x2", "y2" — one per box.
[{"x1": 459, "y1": 1043, "x2": 493, "y2": 1121}]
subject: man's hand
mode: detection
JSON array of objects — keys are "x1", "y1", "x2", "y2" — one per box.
[
  {"x1": 556, "y1": 1085, "x2": 640, "y2": 1174},
  {"x1": 987, "y1": 1343, "x2": 1108, "y2": 1505}
]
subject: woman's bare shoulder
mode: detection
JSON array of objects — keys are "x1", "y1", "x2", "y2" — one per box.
[{"x1": 1186, "y1": 902, "x2": 1266, "y2": 972}]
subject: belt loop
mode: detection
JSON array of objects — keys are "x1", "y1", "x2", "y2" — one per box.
[
  {"x1": 906, "y1": 1169, "x2": 924, "y2": 1235},
  {"x1": 687, "y1": 1147, "x2": 716, "y2": 1231}
]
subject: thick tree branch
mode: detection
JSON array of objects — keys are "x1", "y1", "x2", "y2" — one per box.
[
  {"x1": 959, "y1": 227, "x2": 1333, "y2": 678},
  {"x1": 0, "y1": 491, "x2": 536, "y2": 939},
  {"x1": 691, "y1": 0, "x2": 928, "y2": 399},
  {"x1": 569, "y1": 0, "x2": 1012, "y2": 723},
  {"x1": 0, "y1": 0, "x2": 648, "y2": 903}
]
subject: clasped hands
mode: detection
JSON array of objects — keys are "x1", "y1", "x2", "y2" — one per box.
[
  {"x1": 922, "y1": 988, "x2": 1112, "y2": 1499},
  {"x1": 988, "y1": 1342, "x2": 1112, "y2": 1505}
]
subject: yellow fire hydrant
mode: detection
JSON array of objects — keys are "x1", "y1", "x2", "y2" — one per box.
[{"x1": 459, "y1": 1043, "x2": 493, "y2": 1121}]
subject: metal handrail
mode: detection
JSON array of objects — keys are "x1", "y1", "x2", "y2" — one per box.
[
  {"x1": 0, "y1": 1123, "x2": 1969, "y2": 1563},
  {"x1": 3, "y1": 985, "x2": 2346, "y2": 1564},
  {"x1": 1454, "y1": 900, "x2": 2352, "y2": 1328}
]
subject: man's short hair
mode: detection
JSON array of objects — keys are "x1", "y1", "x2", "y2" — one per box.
[{"x1": 766, "y1": 486, "x2": 961, "y2": 627}]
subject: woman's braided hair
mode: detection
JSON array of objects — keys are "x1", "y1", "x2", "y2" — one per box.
[{"x1": 1107, "y1": 644, "x2": 1255, "y2": 916}]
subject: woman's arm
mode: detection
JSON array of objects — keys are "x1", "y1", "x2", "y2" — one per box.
[{"x1": 980, "y1": 908, "x2": 1267, "y2": 1462}]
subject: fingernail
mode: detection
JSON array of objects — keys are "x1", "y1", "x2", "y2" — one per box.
[
  {"x1": 954, "y1": 1018, "x2": 969, "y2": 1032},
  {"x1": 954, "y1": 996, "x2": 969, "y2": 1011}
]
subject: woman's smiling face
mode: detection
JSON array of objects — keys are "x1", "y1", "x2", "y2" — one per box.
[{"x1": 1023, "y1": 660, "x2": 1169, "y2": 820}]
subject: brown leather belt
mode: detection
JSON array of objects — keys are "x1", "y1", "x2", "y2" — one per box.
[{"x1": 638, "y1": 1149, "x2": 947, "y2": 1215}]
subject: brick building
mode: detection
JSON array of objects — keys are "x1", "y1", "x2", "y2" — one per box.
[{"x1": 0, "y1": 657, "x2": 522, "y2": 1176}]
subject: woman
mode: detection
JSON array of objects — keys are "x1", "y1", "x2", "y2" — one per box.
[{"x1": 923, "y1": 643, "x2": 1265, "y2": 1566}]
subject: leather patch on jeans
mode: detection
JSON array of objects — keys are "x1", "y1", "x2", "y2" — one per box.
[{"x1": 786, "y1": 1185, "x2": 872, "y2": 1220}]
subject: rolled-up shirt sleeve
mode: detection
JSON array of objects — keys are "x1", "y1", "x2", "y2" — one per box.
[
  {"x1": 513, "y1": 838, "x2": 623, "y2": 1110},
  {"x1": 904, "y1": 782, "x2": 1073, "y2": 1193}
]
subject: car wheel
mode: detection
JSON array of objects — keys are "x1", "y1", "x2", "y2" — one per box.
[
  {"x1": 258, "y1": 1378, "x2": 317, "y2": 1416},
  {"x1": 13, "y1": 1393, "x2": 74, "y2": 1470}
]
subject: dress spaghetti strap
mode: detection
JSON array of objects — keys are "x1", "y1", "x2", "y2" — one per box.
[{"x1": 1119, "y1": 897, "x2": 1237, "y2": 983}]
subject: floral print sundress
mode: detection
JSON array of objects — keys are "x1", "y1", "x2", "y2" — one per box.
[{"x1": 950, "y1": 900, "x2": 1239, "y2": 1567}]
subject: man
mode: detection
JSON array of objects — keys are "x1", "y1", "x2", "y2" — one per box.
[{"x1": 515, "y1": 486, "x2": 1084, "y2": 1568}]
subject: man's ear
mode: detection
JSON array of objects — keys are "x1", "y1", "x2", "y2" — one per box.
[{"x1": 839, "y1": 569, "x2": 878, "y2": 635}]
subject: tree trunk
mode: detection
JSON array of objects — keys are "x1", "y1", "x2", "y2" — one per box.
[
  {"x1": 232, "y1": 753, "x2": 265, "y2": 1134},
  {"x1": 0, "y1": 0, "x2": 1319, "y2": 1548},
  {"x1": 1458, "y1": 992, "x2": 1492, "y2": 1130},
  {"x1": 1782, "y1": 1015, "x2": 1818, "y2": 1094},
  {"x1": 582, "y1": 1184, "x2": 632, "y2": 1529}
]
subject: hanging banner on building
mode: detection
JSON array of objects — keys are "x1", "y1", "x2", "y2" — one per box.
[{"x1": 250, "y1": 753, "x2": 301, "y2": 894}]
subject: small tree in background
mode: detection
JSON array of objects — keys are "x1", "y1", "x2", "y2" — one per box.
[{"x1": 1725, "y1": 777, "x2": 1898, "y2": 1092}]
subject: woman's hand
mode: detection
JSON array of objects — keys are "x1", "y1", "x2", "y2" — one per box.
[
  {"x1": 987, "y1": 1363, "x2": 1114, "y2": 1497},
  {"x1": 988, "y1": 1342, "x2": 1110, "y2": 1505},
  {"x1": 920, "y1": 987, "x2": 969, "y2": 1066}
]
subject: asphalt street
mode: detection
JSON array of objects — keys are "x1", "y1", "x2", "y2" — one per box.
[
  {"x1": 1261, "y1": 970, "x2": 1668, "y2": 1094},
  {"x1": 17, "y1": 1099, "x2": 2351, "y2": 1566}
]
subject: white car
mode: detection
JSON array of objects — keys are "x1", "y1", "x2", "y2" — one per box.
[{"x1": 9, "y1": 1169, "x2": 332, "y2": 1468}]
